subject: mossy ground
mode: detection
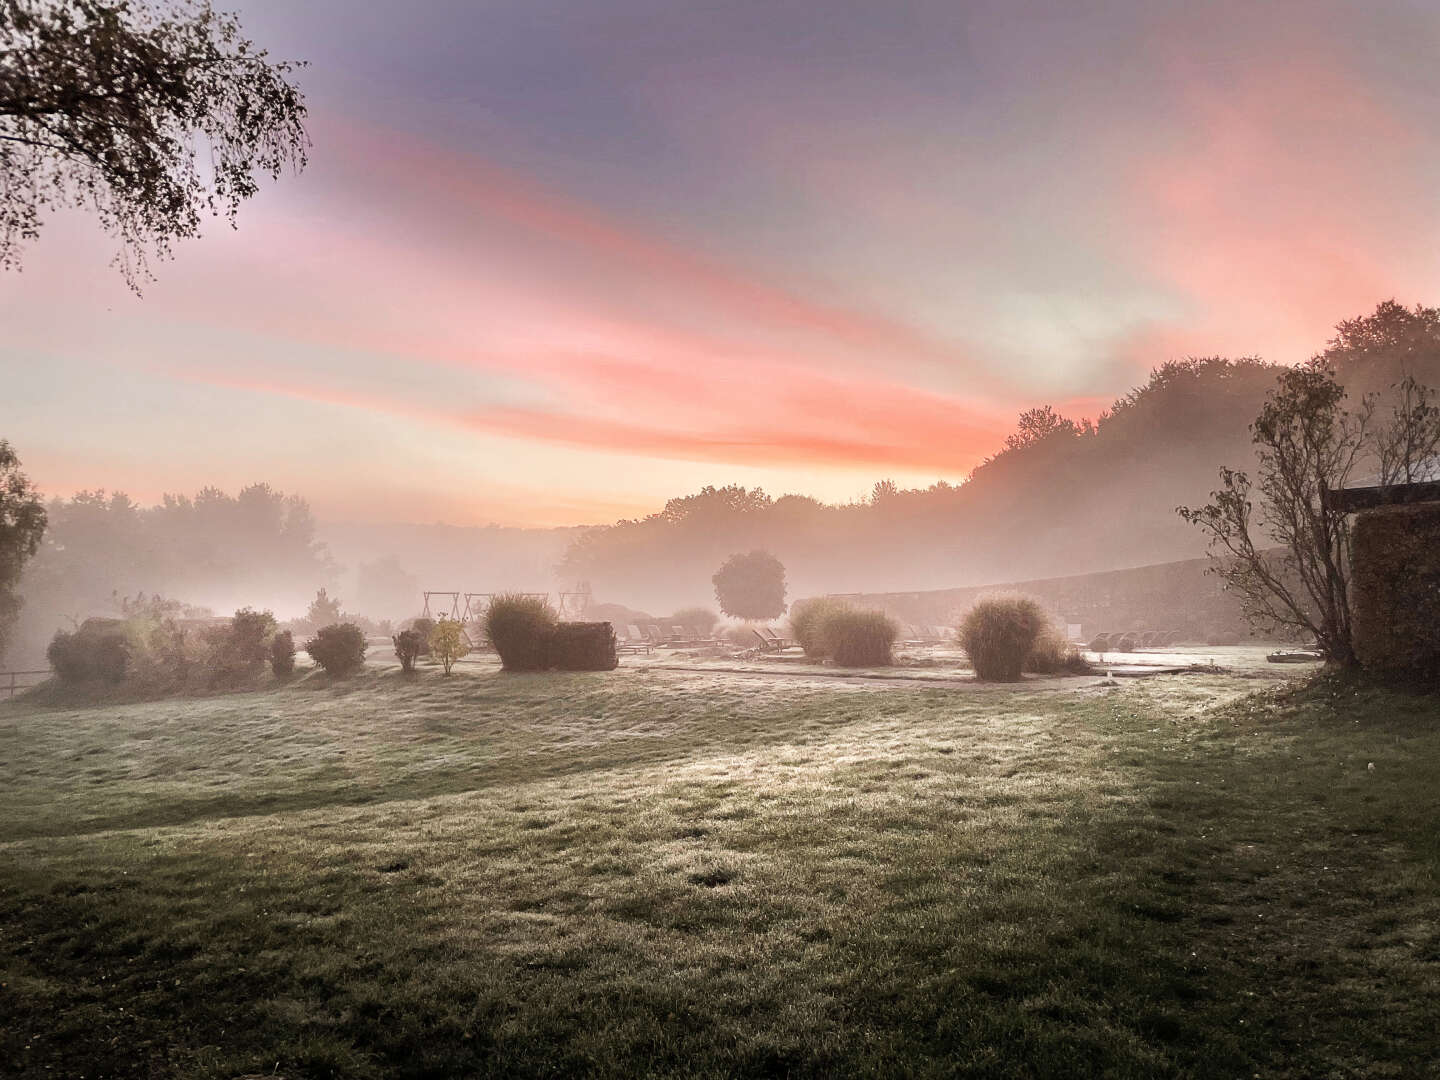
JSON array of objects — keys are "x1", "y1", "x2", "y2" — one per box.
[{"x1": 1, "y1": 665, "x2": 1436, "y2": 1078}]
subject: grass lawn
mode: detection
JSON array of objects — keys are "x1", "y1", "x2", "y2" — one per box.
[{"x1": 1, "y1": 665, "x2": 1437, "y2": 1078}]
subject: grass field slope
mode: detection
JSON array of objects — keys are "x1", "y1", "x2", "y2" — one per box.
[{"x1": 2, "y1": 666, "x2": 1438, "y2": 1078}]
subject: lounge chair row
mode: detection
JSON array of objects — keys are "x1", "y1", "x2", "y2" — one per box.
[{"x1": 617, "y1": 624, "x2": 723, "y2": 653}]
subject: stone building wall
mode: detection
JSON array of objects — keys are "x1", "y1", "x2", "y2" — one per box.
[{"x1": 1351, "y1": 502, "x2": 1440, "y2": 681}]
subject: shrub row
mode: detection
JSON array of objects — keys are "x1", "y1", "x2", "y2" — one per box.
[{"x1": 48, "y1": 608, "x2": 304, "y2": 690}]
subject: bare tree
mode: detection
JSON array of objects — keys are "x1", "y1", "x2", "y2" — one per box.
[
  {"x1": 1180, "y1": 364, "x2": 1440, "y2": 666},
  {"x1": 1, "y1": 0, "x2": 307, "y2": 286}
]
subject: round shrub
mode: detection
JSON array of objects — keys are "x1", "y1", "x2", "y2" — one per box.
[
  {"x1": 304, "y1": 622, "x2": 367, "y2": 676},
  {"x1": 788, "y1": 596, "x2": 851, "y2": 659},
  {"x1": 270, "y1": 630, "x2": 296, "y2": 677},
  {"x1": 47, "y1": 619, "x2": 131, "y2": 684},
  {"x1": 485, "y1": 594, "x2": 557, "y2": 672},
  {"x1": 822, "y1": 608, "x2": 897, "y2": 667},
  {"x1": 959, "y1": 595, "x2": 1047, "y2": 682},
  {"x1": 712, "y1": 550, "x2": 787, "y2": 621}
]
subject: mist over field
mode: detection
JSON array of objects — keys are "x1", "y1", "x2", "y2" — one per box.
[{"x1": 5, "y1": 2, "x2": 1440, "y2": 1078}]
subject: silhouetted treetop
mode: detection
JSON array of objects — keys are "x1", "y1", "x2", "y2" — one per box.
[{"x1": 0, "y1": 0, "x2": 307, "y2": 285}]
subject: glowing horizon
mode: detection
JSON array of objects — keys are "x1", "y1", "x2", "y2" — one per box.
[{"x1": 5, "y1": 0, "x2": 1440, "y2": 528}]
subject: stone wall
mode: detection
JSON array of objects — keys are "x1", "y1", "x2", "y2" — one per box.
[{"x1": 1351, "y1": 502, "x2": 1440, "y2": 682}]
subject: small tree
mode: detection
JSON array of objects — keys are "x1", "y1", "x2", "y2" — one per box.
[
  {"x1": 1179, "y1": 363, "x2": 1440, "y2": 666},
  {"x1": 427, "y1": 620, "x2": 468, "y2": 675},
  {"x1": 305, "y1": 588, "x2": 342, "y2": 629},
  {"x1": 712, "y1": 550, "x2": 787, "y2": 621},
  {"x1": 0, "y1": 439, "x2": 46, "y2": 664}
]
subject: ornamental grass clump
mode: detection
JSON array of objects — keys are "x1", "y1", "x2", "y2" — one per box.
[
  {"x1": 788, "y1": 596, "x2": 851, "y2": 659},
  {"x1": 822, "y1": 608, "x2": 898, "y2": 667},
  {"x1": 959, "y1": 595, "x2": 1046, "y2": 682},
  {"x1": 485, "y1": 594, "x2": 557, "y2": 672}
]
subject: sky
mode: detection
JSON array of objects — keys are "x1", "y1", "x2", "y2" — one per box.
[{"x1": 4, "y1": 0, "x2": 1440, "y2": 527}]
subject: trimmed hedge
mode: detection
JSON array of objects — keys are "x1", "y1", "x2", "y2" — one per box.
[{"x1": 546, "y1": 622, "x2": 619, "y2": 671}]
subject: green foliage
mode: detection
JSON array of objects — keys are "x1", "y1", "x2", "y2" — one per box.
[
  {"x1": 46, "y1": 618, "x2": 130, "y2": 683},
  {"x1": 485, "y1": 594, "x2": 556, "y2": 672},
  {"x1": 427, "y1": 620, "x2": 468, "y2": 676},
  {"x1": 303, "y1": 623, "x2": 366, "y2": 676},
  {"x1": 270, "y1": 629, "x2": 295, "y2": 677},
  {"x1": 960, "y1": 596, "x2": 1047, "y2": 681},
  {"x1": 822, "y1": 608, "x2": 897, "y2": 667},
  {"x1": 546, "y1": 622, "x2": 619, "y2": 671},
  {"x1": 788, "y1": 597, "x2": 852, "y2": 659},
  {"x1": 305, "y1": 588, "x2": 342, "y2": 630},
  {"x1": 408, "y1": 617, "x2": 435, "y2": 655},
  {"x1": 392, "y1": 629, "x2": 423, "y2": 674},
  {"x1": 712, "y1": 550, "x2": 786, "y2": 621},
  {"x1": 0, "y1": 439, "x2": 46, "y2": 663},
  {"x1": 204, "y1": 607, "x2": 276, "y2": 685},
  {"x1": 0, "y1": 0, "x2": 308, "y2": 286}
]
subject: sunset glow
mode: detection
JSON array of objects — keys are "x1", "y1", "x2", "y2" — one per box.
[{"x1": 5, "y1": 0, "x2": 1440, "y2": 526}]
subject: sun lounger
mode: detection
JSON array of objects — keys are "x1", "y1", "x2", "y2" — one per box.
[{"x1": 619, "y1": 625, "x2": 651, "y2": 655}]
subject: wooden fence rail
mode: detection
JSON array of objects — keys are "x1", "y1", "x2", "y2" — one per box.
[{"x1": 2, "y1": 670, "x2": 50, "y2": 698}]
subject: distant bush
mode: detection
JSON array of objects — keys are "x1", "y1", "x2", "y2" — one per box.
[
  {"x1": 547, "y1": 622, "x2": 619, "y2": 671},
  {"x1": 720, "y1": 623, "x2": 758, "y2": 647},
  {"x1": 1025, "y1": 623, "x2": 1093, "y2": 675},
  {"x1": 712, "y1": 550, "x2": 787, "y2": 621},
  {"x1": 960, "y1": 596, "x2": 1046, "y2": 681},
  {"x1": 823, "y1": 609, "x2": 897, "y2": 667},
  {"x1": 788, "y1": 596, "x2": 851, "y2": 659},
  {"x1": 270, "y1": 630, "x2": 296, "y2": 677},
  {"x1": 408, "y1": 617, "x2": 436, "y2": 655},
  {"x1": 47, "y1": 619, "x2": 131, "y2": 684},
  {"x1": 205, "y1": 608, "x2": 277, "y2": 685},
  {"x1": 304, "y1": 623, "x2": 367, "y2": 676},
  {"x1": 671, "y1": 607, "x2": 719, "y2": 637},
  {"x1": 428, "y1": 619, "x2": 469, "y2": 675},
  {"x1": 485, "y1": 594, "x2": 557, "y2": 672},
  {"x1": 392, "y1": 628, "x2": 423, "y2": 673}
]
